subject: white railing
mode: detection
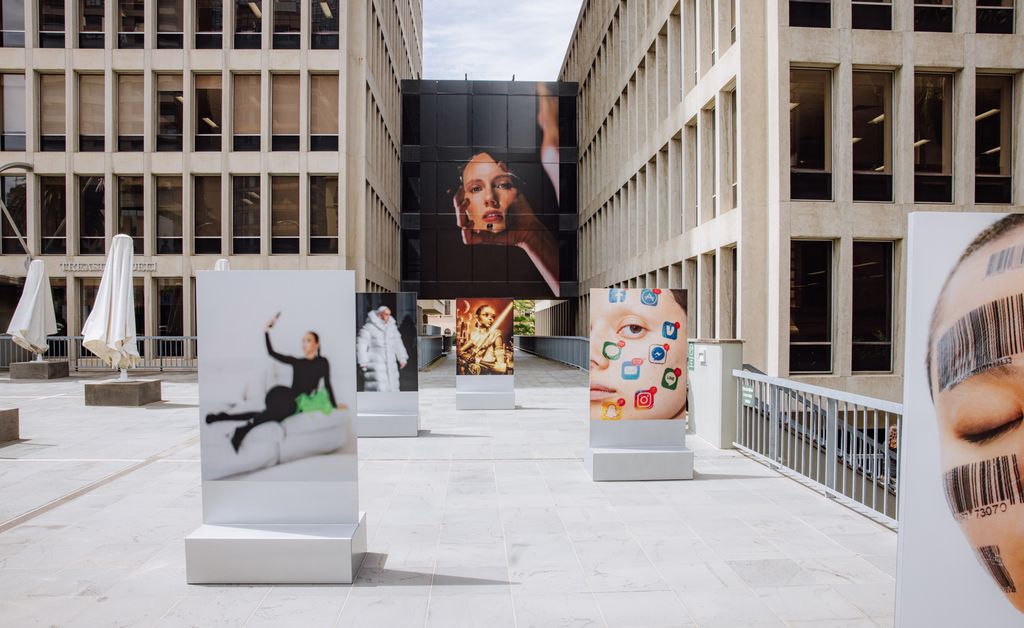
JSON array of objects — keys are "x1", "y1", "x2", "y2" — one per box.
[
  {"x1": 0, "y1": 335, "x2": 198, "y2": 371},
  {"x1": 733, "y1": 369, "x2": 902, "y2": 529},
  {"x1": 515, "y1": 336, "x2": 589, "y2": 370}
]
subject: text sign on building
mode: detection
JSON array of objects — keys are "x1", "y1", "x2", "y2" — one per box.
[{"x1": 399, "y1": 80, "x2": 579, "y2": 299}]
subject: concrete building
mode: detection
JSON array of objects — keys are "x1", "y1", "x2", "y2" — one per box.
[
  {"x1": 0, "y1": 0, "x2": 421, "y2": 338},
  {"x1": 552, "y1": 0, "x2": 1024, "y2": 401}
]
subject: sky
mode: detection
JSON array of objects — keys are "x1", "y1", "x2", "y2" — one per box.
[{"x1": 423, "y1": 0, "x2": 585, "y2": 81}]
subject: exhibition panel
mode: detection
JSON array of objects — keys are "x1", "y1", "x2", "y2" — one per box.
[
  {"x1": 454, "y1": 297, "x2": 515, "y2": 409},
  {"x1": 355, "y1": 292, "x2": 420, "y2": 436}
]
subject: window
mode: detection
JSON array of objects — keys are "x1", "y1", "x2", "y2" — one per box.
[
  {"x1": 40, "y1": 176, "x2": 66, "y2": 255},
  {"x1": 789, "y1": 0, "x2": 830, "y2": 28},
  {"x1": 193, "y1": 175, "x2": 221, "y2": 254},
  {"x1": 117, "y1": 74, "x2": 144, "y2": 152},
  {"x1": 852, "y1": 71, "x2": 892, "y2": 202},
  {"x1": 729, "y1": 91, "x2": 738, "y2": 208},
  {"x1": 195, "y1": 74, "x2": 222, "y2": 151},
  {"x1": 312, "y1": 0, "x2": 339, "y2": 49},
  {"x1": 852, "y1": 0, "x2": 891, "y2": 30},
  {"x1": 157, "y1": 0, "x2": 184, "y2": 48},
  {"x1": 976, "y1": 75, "x2": 1013, "y2": 204},
  {"x1": 978, "y1": 0, "x2": 1014, "y2": 34},
  {"x1": 39, "y1": 74, "x2": 65, "y2": 151},
  {"x1": 0, "y1": 73, "x2": 24, "y2": 150},
  {"x1": 0, "y1": 175, "x2": 25, "y2": 253},
  {"x1": 914, "y1": 73, "x2": 953, "y2": 203},
  {"x1": 157, "y1": 74, "x2": 184, "y2": 151},
  {"x1": 271, "y1": 175, "x2": 298, "y2": 253},
  {"x1": 156, "y1": 278, "x2": 184, "y2": 338},
  {"x1": 79, "y1": 175, "x2": 105, "y2": 255},
  {"x1": 117, "y1": 176, "x2": 143, "y2": 254},
  {"x1": 790, "y1": 68, "x2": 832, "y2": 200},
  {"x1": 1, "y1": 0, "x2": 25, "y2": 47},
  {"x1": 234, "y1": 0, "x2": 261, "y2": 49},
  {"x1": 81, "y1": 277, "x2": 142, "y2": 335},
  {"x1": 852, "y1": 241, "x2": 893, "y2": 372},
  {"x1": 915, "y1": 0, "x2": 953, "y2": 33},
  {"x1": 118, "y1": 0, "x2": 144, "y2": 48},
  {"x1": 232, "y1": 74, "x2": 260, "y2": 151},
  {"x1": 196, "y1": 0, "x2": 223, "y2": 48},
  {"x1": 156, "y1": 176, "x2": 182, "y2": 254},
  {"x1": 232, "y1": 175, "x2": 260, "y2": 253},
  {"x1": 790, "y1": 240, "x2": 832, "y2": 373},
  {"x1": 38, "y1": 0, "x2": 64, "y2": 47},
  {"x1": 79, "y1": 74, "x2": 104, "y2": 151},
  {"x1": 271, "y1": 74, "x2": 299, "y2": 150},
  {"x1": 310, "y1": 74, "x2": 338, "y2": 150},
  {"x1": 272, "y1": 0, "x2": 299, "y2": 49},
  {"x1": 309, "y1": 175, "x2": 338, "y2": 253},
  {"x1": 79, "y1": 0, "x2": 104, "y2": 48}
]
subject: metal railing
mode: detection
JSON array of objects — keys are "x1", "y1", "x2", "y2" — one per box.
[
  {"x1": 0, "y1": 335, "x2": 198, "y2": 370},
  {"x1": 733, "y1": 369, "x2": 902, "y2": 528},
  {"x1": 417, "y1": 335, "x2": 446, "y2": 370},
  {"x1": 515, "y1": 336, "x2": 589, "y2": 370}
]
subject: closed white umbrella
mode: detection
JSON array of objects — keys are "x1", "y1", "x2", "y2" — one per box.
[
  {"x1": 82, "y1": 234, "x2": 140, "y2": 377},
  {"x1": 6, "y1": 259, "x2": 57, "y2": 358},
  {"x1": 213, "y1": 258, "x2": 230, "y2": 271}
]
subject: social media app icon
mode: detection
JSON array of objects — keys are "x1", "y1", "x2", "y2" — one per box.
[
  {"x1": 634, "y1": 387, "x2": 657, "y2": 410},
  {"x1": 640, "y1": 288, "x2": 660, "y2": 306},
  {"x1": 621, "y1": 358, "x2": 642, "y2": 380},
  {"x1": 662, "y1": 321, "x2": 679, "y2": 340},
  {"x1": 649, "y1": 344, "x2": 668, "y2": 364},
  {"x1": 662, "y1": 367, "x2": 682, "y2": 390},
  {"x1": 603, "y1": 341, "x2": 624, "y2": 360},
  {"x1": 601, "y1": 401, "x2": 622, "y2": 420},
  {"x1": 609, "y1": 289, "x2": 627, "y2": 303}
]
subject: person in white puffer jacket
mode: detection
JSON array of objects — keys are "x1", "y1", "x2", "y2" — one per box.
[{"x1": 357, "y1": 305, "x2": 409, "y2": 392}]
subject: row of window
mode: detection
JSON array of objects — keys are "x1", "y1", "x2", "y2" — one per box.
[
  {"x1": 790, "y1": 0, "x2": 1015, "y2": 34},
  {"x1": 0, "y1": 174, "x2": 341, "y2": 257},
  {"x1": 790, "y1": 69, "x2": 1014, "y2": 204},
  {"x1": 0, "y1": 72, "x2": 340, "y2": 153},
  {"x1": 39, "y1": 277, "x2": 181, "y2": 338},
  {"x1": 0, "y1": 0, "x2": 341, "y2": 49},
  {"x1": 791, "y1": 240, "x2": 893, "y2": 374}
]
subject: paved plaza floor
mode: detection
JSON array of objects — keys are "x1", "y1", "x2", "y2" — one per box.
[{"x1": 0, "y1": 351, "x2": 896, "y2": 627}]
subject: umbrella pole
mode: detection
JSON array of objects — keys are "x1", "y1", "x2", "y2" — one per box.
[
  {"x1": 119, "y1": 368, "x2": 128, "y2": 382},
  {"x1": 34, "y1": 353, "x2": 43, "y2": 362}
]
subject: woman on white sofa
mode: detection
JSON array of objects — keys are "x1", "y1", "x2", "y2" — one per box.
[{"x1": 357, "y1": 305, "x2": 409, "y2": 392}]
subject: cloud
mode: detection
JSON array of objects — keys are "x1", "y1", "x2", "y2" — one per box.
[{"x1": 424, "y1": 0, "x2": 584, "y2": 81}]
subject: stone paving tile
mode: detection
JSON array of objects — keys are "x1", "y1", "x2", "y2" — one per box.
[{"x1": 0, "y1": 352, "x2": 897, "y2": 626}]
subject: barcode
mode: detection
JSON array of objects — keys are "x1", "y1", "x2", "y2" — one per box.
[
  {"x1": 987, "y1": 245, "x2": 1024, "y2": 277},
  {"x1": 979, "y1": 545, "x2": 1017, "y2": 593},
  {"x1": 943, "y1": 454, "x2": 1024, "y2": 518},
  {"x1": 936, "y1": 293, "x2": 1024, "y2": 391}
]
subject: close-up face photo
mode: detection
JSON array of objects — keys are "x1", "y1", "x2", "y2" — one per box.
[
  {"x1": 459, "y1": 152, "x2": 518, "y2": 234},
  {"x1": 930, "y1": 220, "x2": 1024, "y2": 612},
  {"x1": 589, "y1": 288, "x2": 687, "y2": 421}
]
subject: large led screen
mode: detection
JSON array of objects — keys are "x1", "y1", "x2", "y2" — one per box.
[{"x1": 400, "y1": 80, "x2": 578, "y2": 299}]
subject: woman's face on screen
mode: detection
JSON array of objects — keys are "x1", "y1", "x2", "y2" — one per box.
[
  {"x1": 461, "y1": 153, "x2": 517, "y2": 235},
  {"x1": 931, "y1": 228, "x2": 1024, "y2": 612},
  {"x1": 302, "y1": 332, "x2": 319, "y2": 359}
]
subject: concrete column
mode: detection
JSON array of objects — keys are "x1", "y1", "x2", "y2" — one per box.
[{"x1": 834, "y1": 61, "x2": 853, "y2": 204}]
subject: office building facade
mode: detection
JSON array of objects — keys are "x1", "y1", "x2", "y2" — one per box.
[
  {"x1": 554, "y1": 0, "x2": 1024, "y2": 400},
  {"x1": 0, "y1": 0, "x2": 421, "y2": 338}
]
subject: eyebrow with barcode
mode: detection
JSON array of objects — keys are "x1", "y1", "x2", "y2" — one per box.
[
  {"x1": 936, "y1": 293, "x2": 1024, "y2": 391},
  {"x1": 979, "y1": 545, "x2": 1017, "y2": 594},
  {"x1": 987, "y1": 245, "x2": 1024, "y2": 277}
]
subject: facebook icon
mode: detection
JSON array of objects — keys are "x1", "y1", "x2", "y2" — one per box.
[{"x1": 609, "y1": 289, "x2": 627, "y2": 303}]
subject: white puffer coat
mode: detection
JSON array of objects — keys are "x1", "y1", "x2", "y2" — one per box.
[{"x1": 356, "y1": 310, "x2": 409, "y2": 392}]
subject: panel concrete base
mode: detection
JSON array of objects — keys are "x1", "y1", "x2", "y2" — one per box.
[
  {"x1": 84, "y1": 379, "x2": 162, "y2": 406},
  {"x1": 185, "y1": 512, "x2": 367, "y2": 584},
  {"x1": 357, "y1": 412, "x2": 419, "y2": 437},
  {"x1": 0, "y1": 407, "x2": 18, "y2": 442},
  {"x1": 456, "y1": 391, "x2": 516, "y2": 410},
  {"x1": 10, "y1": 360, "x2": 70, "y2": 380},
  {"x1": 585, "y1": 446, "x2": 694, "y2": 481}
]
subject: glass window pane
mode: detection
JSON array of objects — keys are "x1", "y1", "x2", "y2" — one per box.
[
  {"x1": 790, "y1": 240, "x2": 832, "y2": 373},
  {"x1": 1, "y1": 0, "x2": 25, "y2": 45},
  {"x1": 193, "y1": 175, "x2": 221, "y2": 254},
  {"x1": 119, "y1": 0, "x2": 144, "y2": 32},
  {"x1": 40, "y1": 176, "x2": 66, "y2": 255},
  {"x1": 196, "y1": 0, "x2": 223, "y2": 33},
  {"x1": 195, "y1": 74, "x2": 222, "y2": 149},
  {"x1": 158, "y1": 0, "x2": 183, "y2": 31},
  {"x1": 852, "y1": 241, "x2": 893, "y2": 372},
  {"x1": 271, "y1": 175, "x2": 298, "y2": 253},
  {"x1": 234, "y1": 0, "x2": 261, "y2": 47},
  {"x1": 852, "y1": 71, "x2": 892, "y2": 202},
  {"x1": 914, "y1": 74, "x2": 952, "y2": 175},
  {"x1": 118, "y1": 176, "x2": 143, "y2": 253},
  {"x1": 157, "y1": 278, "x2": 184, "y2": 337},
  {"x1": 0, "y1": 175, "x2": 25, "y2": 254},
  {"x1": 117, "y1": 74, "x2": 144, "y2": 136},
  {"x1": 976, "y1": 75, "x2": 1012, "y2": 176},
  {"x1": 790, "y1": 68, "x2": 832, "y2": 200},
  {"x1": 232, "y1": 175, "x2": 260, "y2": 254},
  {"x1": 273, "y1": 0, "x2": 299, "y2": 32},
  {"x1": 156, "y1": 175, "x2": 182, "y2": 254},
  {"x1": 79, "y1": 74, "x2": 103, "y2": 136},
  {"x1": 310, "y1": 175, "x2": 338, "y2": 254},
  {"x1": 271, "y1": 74, "x2": 299, "y2": 135},
  {"x1": 310, "y1": 74, "x2": 338, "y2": 135},
  {"x1": 79, "y1": 175, "x2": 105, "y2": 255},
  {"x1": 39, "y1": 0, "x2": 63, "y2": 35},
  {"x1": 40, "y1": 74, "x2": 65, "y2": 135},
  {"x1": 311, "y1": 0, "x2": 339, "y2": 48},
  {"x1": 79, "y1": 0, "x2": 103, "y2": 32},
  {"x1": 233, "y1": 74, "x2": 261, "y2": 134},
  {"x1": 1, "y1": 73, "x2": 26, "y2": 146}
]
